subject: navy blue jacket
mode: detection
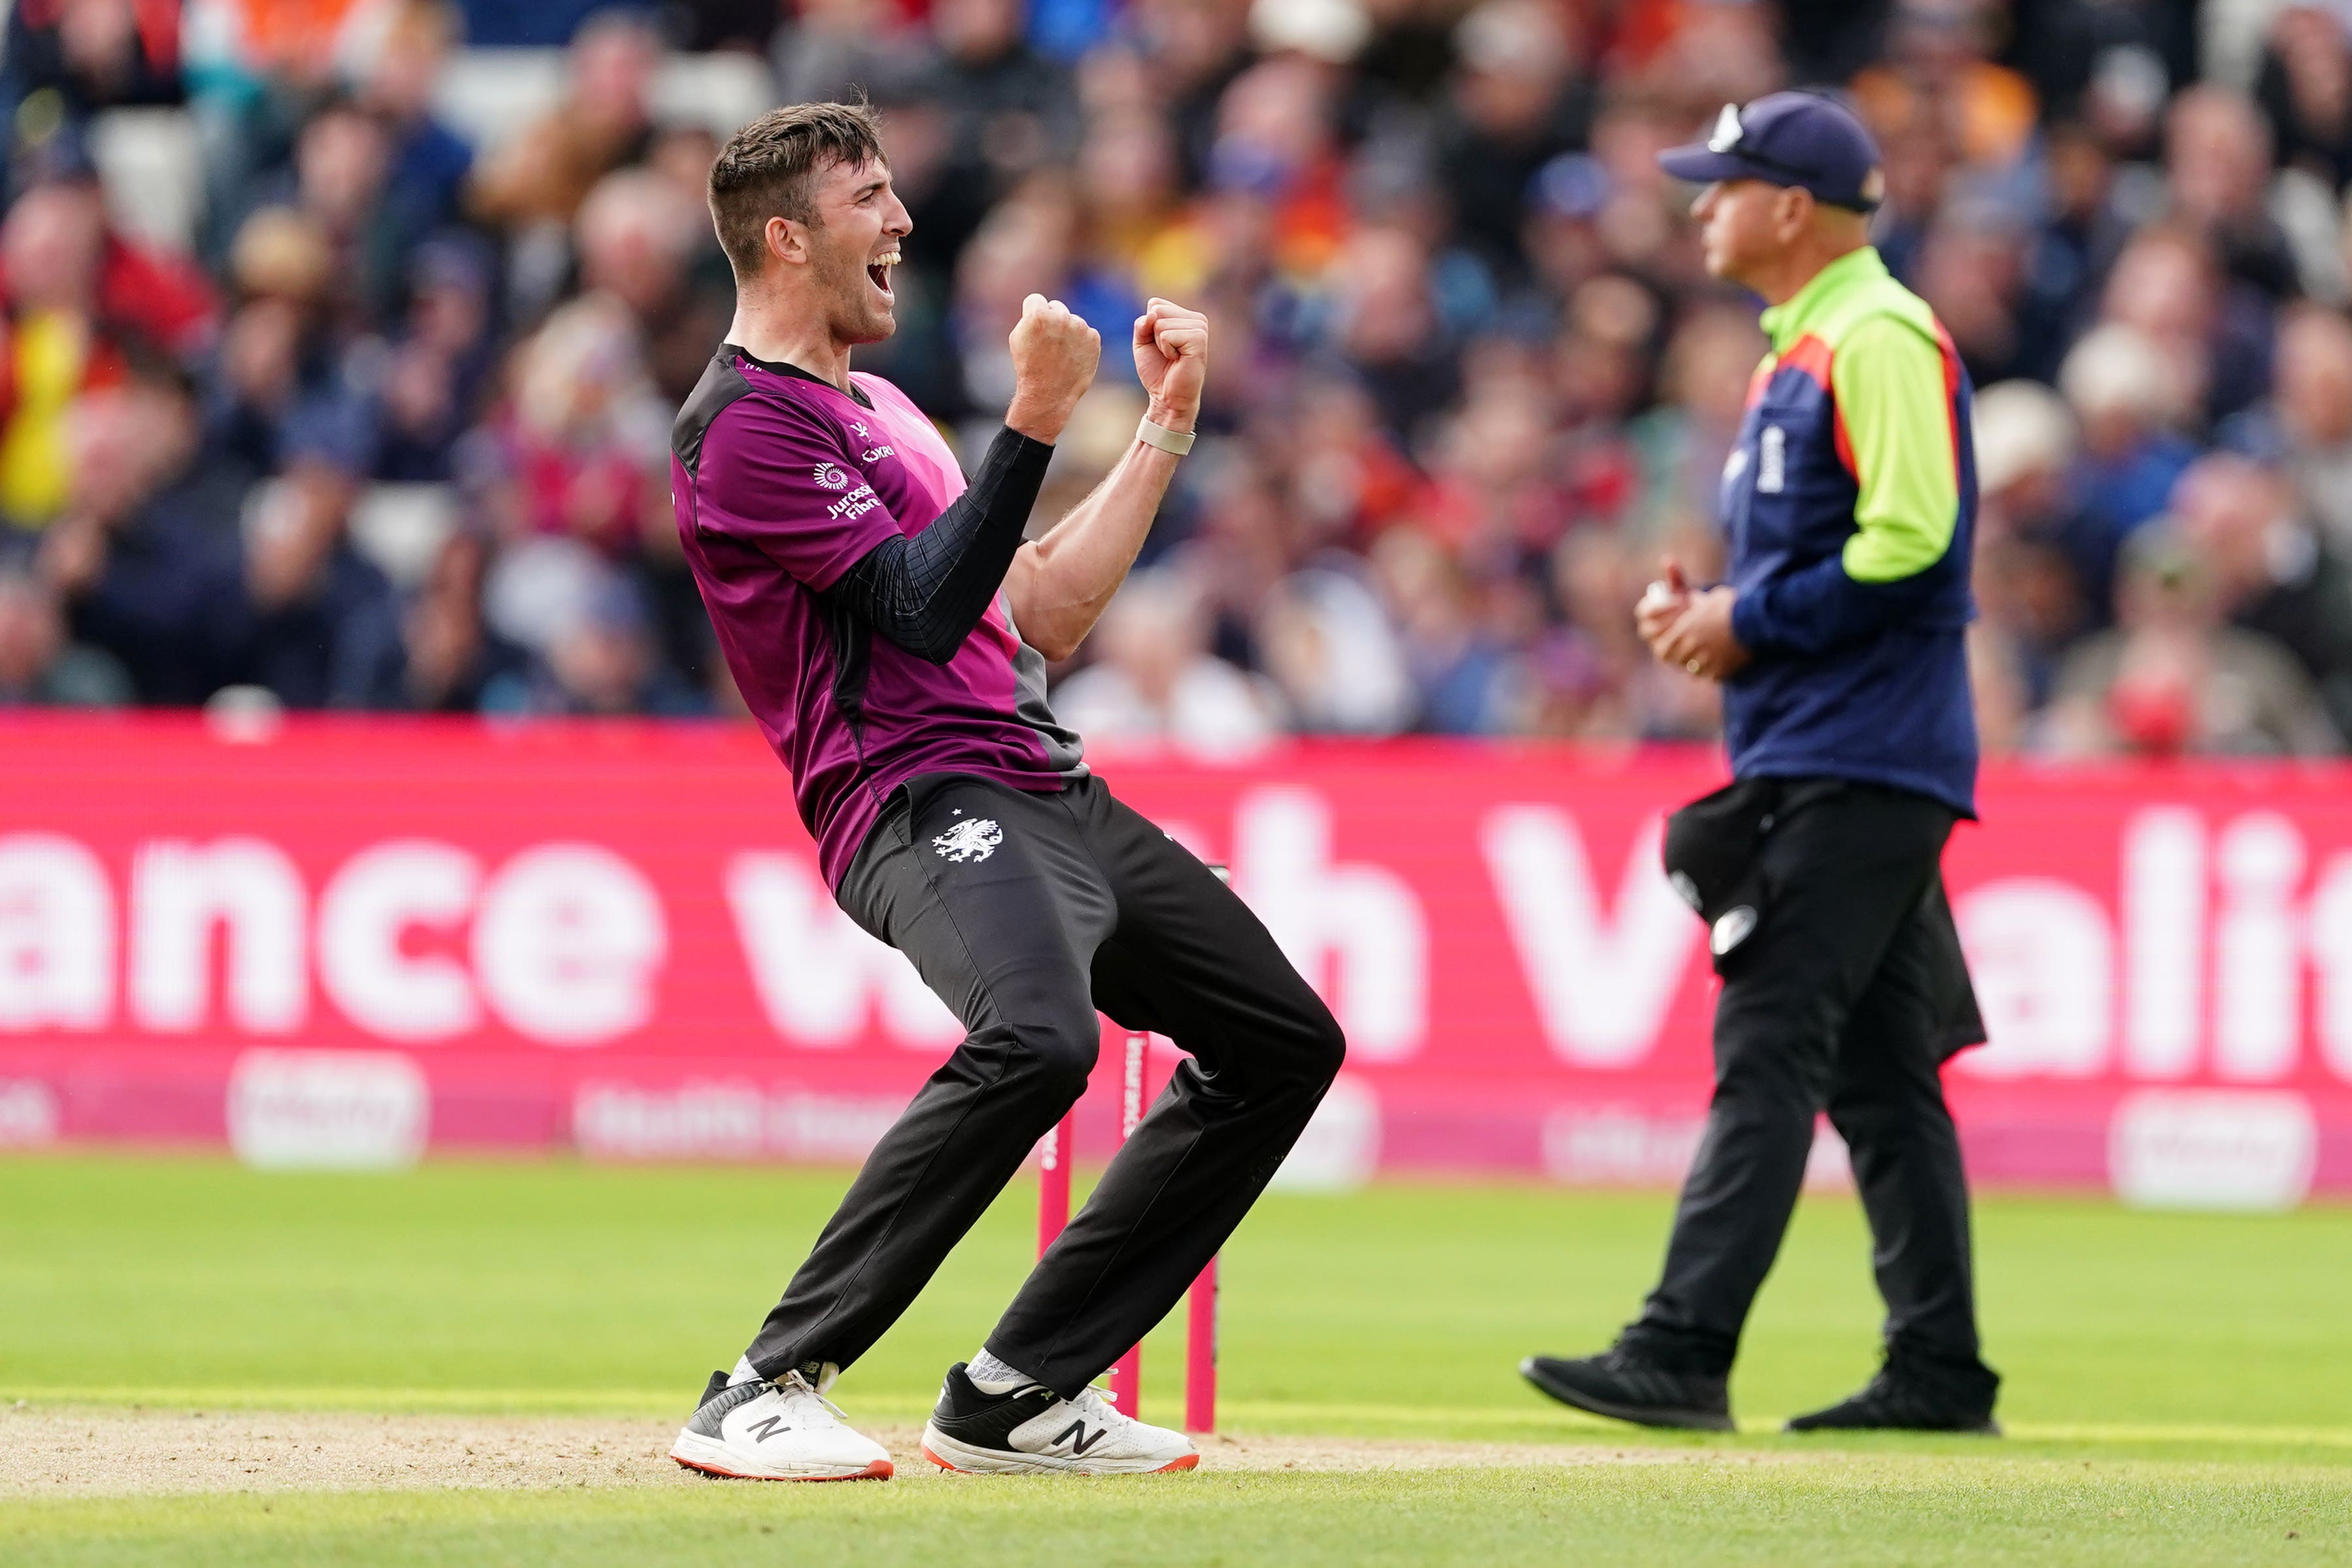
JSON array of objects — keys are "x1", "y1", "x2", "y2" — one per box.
[{"x1": 1719, "y1": 248, "x2": 1980, "y2": 818}]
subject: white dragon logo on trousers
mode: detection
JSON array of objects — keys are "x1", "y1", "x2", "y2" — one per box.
[{"x1": 931, "y1": 817, "x2": 1004, "y2": 863}]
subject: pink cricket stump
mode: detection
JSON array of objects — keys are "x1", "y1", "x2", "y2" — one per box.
[
  {"x1": 1106, "y1": 1031, "x2": 1149, "y2": 1414},
  {"x1": 1185, "y1": 1253, "x2": 1218, "y2": 1431},
  {"x1": 1036, "y1": 1109, "x2": 1074, "y2": 1253},
  {"x1": 1036, "y1": 1027, "x2": 1218, "y2": 1431}
]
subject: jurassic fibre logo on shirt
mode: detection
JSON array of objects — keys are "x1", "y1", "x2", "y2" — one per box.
[{"x1": 826, "y1": 483, "x2": 881, "y2": 522}]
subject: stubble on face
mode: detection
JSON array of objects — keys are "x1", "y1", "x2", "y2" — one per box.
[
  {"x1": 806, "y1": 160, "x2": 900, "y2": 348},
  {"x1": 814, "y1": 221, "x2": 893, "y2": 345}
]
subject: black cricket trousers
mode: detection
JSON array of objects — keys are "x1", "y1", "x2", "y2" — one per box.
[
  {"x1": 1620, "y1": 781, "x2": 1996, "y2": 1392},
  {"x1": 743, "y1": 772, "x2": 1346, "y2": 1399}
]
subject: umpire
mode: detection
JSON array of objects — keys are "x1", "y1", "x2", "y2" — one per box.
[{"x1": 1522, "y1": 93, "x2": 1999, "y2": 1435}]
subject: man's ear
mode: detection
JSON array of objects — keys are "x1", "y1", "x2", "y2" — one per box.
[
  {"x1": 1777, "y1": 186, "x2": 1813, "y2": 241},
  {"x1": 766, "y1": 214, "x2": 810, "y2": 267}
]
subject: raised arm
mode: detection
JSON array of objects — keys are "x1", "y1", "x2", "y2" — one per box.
[
  {"x1": 1003, "y1": 298, "x2": 1208, "y2": 662},
  {"x1": 825, "y1": 294, "x2": 1097, "y2": 662}
]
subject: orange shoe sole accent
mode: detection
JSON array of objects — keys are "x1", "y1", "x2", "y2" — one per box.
[
  {"x1": 920, "y1": 1444, "x2": 1199, "y2": 1475},
  {"x1": 671, "y1": 1451, "x2": 893, "y2": 1482}
]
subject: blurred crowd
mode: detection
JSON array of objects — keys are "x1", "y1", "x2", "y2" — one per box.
[{"x1": 9, "y1": 0, "x2": 2352, "y2": 762}]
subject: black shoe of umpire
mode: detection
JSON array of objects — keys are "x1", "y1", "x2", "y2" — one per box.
[
  {"x1": 1520, "y1": 1348, "x2": 1734, "y2": 1432},
  {"x1": 1785, "y1": 1361, "x2": 2001, "y2": 1435}
]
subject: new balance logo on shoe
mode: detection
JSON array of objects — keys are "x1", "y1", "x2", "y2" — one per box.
[
  {"x1": 745, "y1": 1415, "x2": 787, "y2": 1443},
  {"x1": 919, "y1": 1361, "x2": 1197, "y2": 1474},
  {"x1": 1054, "y1": 1420, "x2": 1107, "y2": 1456}
]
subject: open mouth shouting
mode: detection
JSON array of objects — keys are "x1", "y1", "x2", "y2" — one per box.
[{"x1": 867, "y1": 247, "x2": 900, "y2": 299}]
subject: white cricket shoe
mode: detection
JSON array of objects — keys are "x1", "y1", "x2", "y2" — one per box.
[
  {"x1": 921, "y1": 1361, "x2": 1199, "y2": 1474},
  {"x1": 670, "y1": 1366, "x2": 894, "y2": 1481}
]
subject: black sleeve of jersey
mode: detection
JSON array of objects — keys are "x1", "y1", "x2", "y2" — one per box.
[{"x1": 826, "y1": 425, "x2": 1054, "y2": 664}]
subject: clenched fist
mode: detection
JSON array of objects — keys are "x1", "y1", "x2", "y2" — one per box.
[
  {"x1": 1133, "y1": 298, "x2": 1208, "y2": 433},
  {"x1": 1005, "y1": 294, "x2": 1100, "y2": 444}
]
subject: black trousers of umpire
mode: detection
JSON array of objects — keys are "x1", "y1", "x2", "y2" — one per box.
[
  {"x1": 742, "y1": 772, "x2": 1346, "y2": 1399},
  {"x1": 1619, "y1": 779, "x2": 1996, "y2": 1392}
]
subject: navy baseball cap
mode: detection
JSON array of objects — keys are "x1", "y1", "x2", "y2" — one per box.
[{"x1": 1657, "y1": 92, "x2": 1886, "y2": 212}]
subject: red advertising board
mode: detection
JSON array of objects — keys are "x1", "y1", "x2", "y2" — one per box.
[{"x1": 1, "y1": 715, "x2": 2347, "y2": 1203}]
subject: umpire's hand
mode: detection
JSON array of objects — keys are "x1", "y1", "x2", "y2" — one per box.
[{"x1": 1639, "y1": 556, "x2": 1750, "y2": 681}]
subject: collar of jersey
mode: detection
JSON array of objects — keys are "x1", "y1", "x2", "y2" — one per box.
[
  {"x1": 1756, "y1": 246, "x2": 1889, "y2": 356},
  {"x1": 723, "y1": 343, "x2": 875, "y2": 409}
]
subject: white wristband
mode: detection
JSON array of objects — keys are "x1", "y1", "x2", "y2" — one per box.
[{"x1": 1136, "y1": 417, "x2": 1195, "y2": 456}]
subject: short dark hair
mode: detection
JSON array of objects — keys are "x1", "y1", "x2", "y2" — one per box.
[{"x1": 707, "y1": 100, "x2": 887, "y2": 283}]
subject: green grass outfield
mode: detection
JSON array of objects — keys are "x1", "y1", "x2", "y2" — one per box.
[{"x1": 4, "y1": 1155, "x2": 2349, "y2": 1564}]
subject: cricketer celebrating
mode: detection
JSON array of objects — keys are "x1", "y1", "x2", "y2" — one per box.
[
  {"x1": 665, "y1": 103, "x2": 1344, "y2": 1480},
  {"x1": 1522, "y1": 92, "x2": 2000, "y2": 1435}
]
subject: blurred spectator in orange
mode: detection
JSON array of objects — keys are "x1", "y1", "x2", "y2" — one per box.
[
  {"x1": 195, "y1": 0, "x2": 385, "y2": 82},
  {"x1": 1849, "y1": 0, "x2": 2037, "y2": 171}
]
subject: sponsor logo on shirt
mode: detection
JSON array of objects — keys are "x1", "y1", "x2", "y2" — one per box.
[
  {"x1": 1757, "y1": 426, "x2": 1786, "y2": 494},
  {"x1": 860, "y1": 445, "x2": 895, "y2": 464},
  {"x1": 827, "y1": 484, "x2": 881, "y2": 521},
  {"x1": 813, "y1": 464, "x2": 852, "y2": 490}
]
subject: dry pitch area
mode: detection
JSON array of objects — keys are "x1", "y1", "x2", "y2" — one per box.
[
  {"x1": 2, "y1": 1403, "x2": 1779, "y2": 1497},
  {"x1": 9, "y1": 1403, "x2": 2343, "y2": 1568},
  {"x1": 7, "y1": 1159, "x2": 2349, "y2": 1564}
]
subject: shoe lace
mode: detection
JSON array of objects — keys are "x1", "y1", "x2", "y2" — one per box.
[
  {"x1": 1065, "y1": 1384, "x2": 1134, "y2": 1431},
  {"x1": 774, "y1": 1368, "x2": 851, "y2": 1425}
]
